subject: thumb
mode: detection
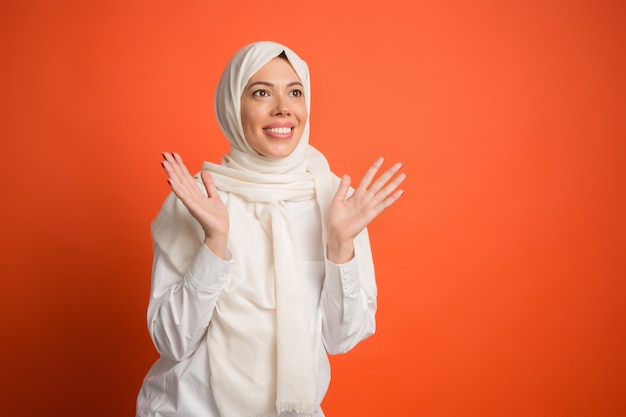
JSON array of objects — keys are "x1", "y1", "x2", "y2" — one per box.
[
  {"x1": 333, "y1": 174, "x2": 351, "y2": 202},
  {"x1": 200, "y1": 170, "x2": 218, "y2": 197}
]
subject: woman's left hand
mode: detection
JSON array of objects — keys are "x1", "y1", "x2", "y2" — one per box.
[{"x1": 326, "y1": 157, "x2": 406, "y2": 264}]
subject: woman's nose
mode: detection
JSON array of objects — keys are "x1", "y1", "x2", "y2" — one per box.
[{"x1": 272, "y1": 97, "x2": 291, "y2": 116}]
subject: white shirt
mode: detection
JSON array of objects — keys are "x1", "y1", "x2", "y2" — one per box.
[{"x1": 136, "y1": 200, "x2": 377, "y2": 417}]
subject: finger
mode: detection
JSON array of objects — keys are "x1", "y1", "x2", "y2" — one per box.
[
  {"x1": 164, "y1": 152, "x2": 197, "y2": 190},
  {"x1": 373, "y1": 172, "x2": 407, "y2": 205},
  {"x1": 161, "y1": 159, "x2": 188, "y2": 191},
  {"x1": 356, "y1": 157, "x2": 384, "y2": 190},
  {"x1": 377, "y1": 188, "x2": 405, "y2": 211},
  {"x1": 369, "y1": 162, "x2": 403, "y2": 195},
  {"x1": 162, "y1": 152, "x2": 187, "y2": 178},
  {"x1": 172, "y1": 152, "x2": 194, "y2": 178},
  {"x1": 161, "y1": 152, "x2": 183, "y2": 179},
  {"x1": 161, "y1": 153, "x2": 200, "y2": 200},
  {"x1": 368, "y1": 185, "x2": 406, "y2": 222},
  {"x1": 161, "y1": 151, "x2": 177, "y2": 167},
  {"x1": 332, "y1": 175, "x2": 352, "y2": 202},
  {"x1": 201, "y1": 170, "x2": 218, "y2": 198},
  {"x1": 160, "y1": 157, "x2": 176, "y2": 179}
]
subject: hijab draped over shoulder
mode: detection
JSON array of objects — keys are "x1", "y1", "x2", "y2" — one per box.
[{"x1": 151, "y1": 41, "x2": 336, "y2": 417}]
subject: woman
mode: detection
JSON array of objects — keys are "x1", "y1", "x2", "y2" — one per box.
[{"x1": 136, "y1": 41, "x2": 405, "y2": 417}]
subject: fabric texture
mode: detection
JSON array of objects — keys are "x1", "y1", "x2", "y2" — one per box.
[{"x1": 151, "y1": 41, "x2": 336, "y2": 417}]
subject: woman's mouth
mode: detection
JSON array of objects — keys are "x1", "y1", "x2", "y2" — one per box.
[
  {"x1": 264, "y1": 126, "x2": 294, "y2": 139},
  {"x1": 265, "y1": 127, "x2": 293, "y2": 134}
]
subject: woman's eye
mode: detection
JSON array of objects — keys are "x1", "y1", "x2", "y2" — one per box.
[
  {"x1": 252, "y1": 90, "x2": 269, "y2": 97},
  {"x1": 290, "y1": 89, "x2": 303, "y2": 97}
]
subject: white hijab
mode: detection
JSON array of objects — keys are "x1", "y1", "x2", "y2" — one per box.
[{"x1": 151, "y1": 41, "x2": 336, "y2": 416}]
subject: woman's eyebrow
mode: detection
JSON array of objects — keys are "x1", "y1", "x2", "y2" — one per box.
[
  {"x1": 247, "y1": 81, "x2": 273, "y2": 90},
  {"x1": 246, "y1": 81, "x2": 303, "y2": 90}
]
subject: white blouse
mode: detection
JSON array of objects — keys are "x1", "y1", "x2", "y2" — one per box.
[{"x1": 136, "y1": 199, "x2": 377, "y2": 417}]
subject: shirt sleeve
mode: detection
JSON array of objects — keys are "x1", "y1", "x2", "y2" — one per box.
[
  {"x1": 320, "y1": 228, "x2": 378, "y2": 354},
  {"x1": 147, "y1": 243, "x2": 233, "y2": 361}
]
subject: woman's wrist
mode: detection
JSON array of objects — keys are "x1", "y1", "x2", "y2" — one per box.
[
  {"x1": 326, "y1": 238, "x2": 355, "y2": 264},
  {"x1": 204, "y1": 234, "x2": 228, "y2": 260}
]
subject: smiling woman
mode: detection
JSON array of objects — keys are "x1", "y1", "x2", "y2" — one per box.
[
  {"x1": 241, "y1": 56, "x2": 308, "y2": 158},
  {"x1": 135, "y1": 41, "x2": 405, "y2": 417}
]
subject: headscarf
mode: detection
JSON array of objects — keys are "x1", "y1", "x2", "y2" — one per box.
[{"x1": 151, "y1": 41, "x2": 336, "y2": 417}]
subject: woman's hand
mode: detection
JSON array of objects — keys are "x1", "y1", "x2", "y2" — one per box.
[
  {"x1": 326, "y1": 157, "x2": 406, "y2": 264},
  {"x1": 161, "y1": 152, "x2": 229, "y2": 259}
]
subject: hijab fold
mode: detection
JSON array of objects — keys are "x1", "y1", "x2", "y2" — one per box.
[{"x1": 151, "y1": 41, "x2": 335, "y2": 417}]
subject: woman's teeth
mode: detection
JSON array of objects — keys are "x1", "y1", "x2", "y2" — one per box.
[{"x1": 266, "y1": 127, "x2": 292, "y2": 134}]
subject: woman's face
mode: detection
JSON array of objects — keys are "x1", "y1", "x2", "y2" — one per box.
[{"x1": 240, "y1": 57, "x2": 307, "y2": 158}]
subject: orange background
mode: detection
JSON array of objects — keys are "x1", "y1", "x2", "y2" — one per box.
[{"x1": 1, "y1": 0, "x2": 625, "y2": 416}]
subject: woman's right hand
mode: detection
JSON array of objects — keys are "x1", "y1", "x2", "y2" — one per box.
[{"x1": 161, "y1": 152, "x2": 229, "y2": 259}]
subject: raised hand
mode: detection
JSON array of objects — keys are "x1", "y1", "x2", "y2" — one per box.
[
  {"x1": 161, "y1": 152, "x2": 229, "y2": 258},
  {"x1": 326, "y1": 157, "x2": 406, "y2": 264}
]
